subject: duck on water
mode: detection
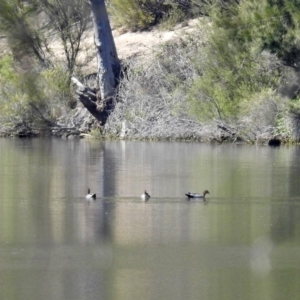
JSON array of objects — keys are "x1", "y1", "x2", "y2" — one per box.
[
  {"x1": 141, "y1": 190, "x2": 151, "y2": 201},
  {"x1": 185, "y1": 190, "x2": 210, "y2": 199},
  {"x1": 86, "y1": 188, "x2": 96, "y2": 200}
]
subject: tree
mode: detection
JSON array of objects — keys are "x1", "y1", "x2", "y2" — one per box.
[
  {"x1": 0, "y1": 0, "x2": 50, "y2": 67},
  {"x1": 187, "y1": 0, "x2": 281, "y2": 121},
  {"x1": 0, "y1": 0, "x2": 121, "y2": 127},
  {"x1": 72, "y1": 0, "x2": 121, "y2": 125},
  {"x1": 242, "y1": 0, "x2": 300, "y2": 69},
  {"x1": 0, "y1": 0, "x2": 95, "y2": 131},
  {"x1": 90, "y1": 0, "x2": 120, "y2": 101},
  {"x1": 36, "y1": 0, "x2": 91, "y2": 77},
  {"x1": 0, "y1": 0, "x2": 91, "y2": 75},
  {"x1": 210, "y1": 0, "x2": 300, "y2": 69}
]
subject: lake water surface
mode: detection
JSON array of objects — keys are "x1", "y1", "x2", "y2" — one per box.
[{"x1": 0, "y1": 138, "x2": 300, "y2": 300}]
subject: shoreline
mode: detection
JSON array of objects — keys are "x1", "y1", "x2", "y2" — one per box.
[{"x1": 0, "y1": 124, "x2": 288, "y2": 146}]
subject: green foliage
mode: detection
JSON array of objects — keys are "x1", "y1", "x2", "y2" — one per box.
[
  {"x1": 108, "y1": 0, "x2": 157, "y2": 30},
  {"x1": 187, "y1": 1, "x2": 282, "y2": 122},
  {"x1": 210, "y1": 0, "x2": 300, "y2": 68},
  {"x1": 159, "y1": 7, "x2": 186, "y2": 30},
  {"x1": 0, "y1": 0, "x2": 49, "y2": 66},
  {"x1": 259, "y1": 0, "x2": 300, "y2": 68},
  {"x1": 108, "y1": 0, "x2": 210, "y2": 31},
  {"x1": 0, "y1": 56, "x2": 71, "y2": 129},
  {"x1": 42, "y1": 67, "x2": 70, "y2": 98},
  {"x1": 106, "y1": 0, "x2": 300, "y2": 141},
  {"x1": 0, "y1": 0, "x2": 89, "y2": 72},
  {"x1": 0, "y1": 55, "x2": 18, "y2": 81},
  {"x1": 289, "y1": 98, "x2": 300, "y2": 114},
  {"x1": 0, "y1": 0, "x2": 89, "y2": 130},
  {"x1": 275, "y1": 115, "x2": 291, "y2": 137},
  {"x1": 36, "y1": 0, "x2": 90, "y2": 73}
]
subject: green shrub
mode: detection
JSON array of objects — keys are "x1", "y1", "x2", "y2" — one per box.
[
  {"x1": 108, "y1": 0, "x2": 158, "y2": 30},
  {"x1": 106, "y1": 0, "x2": 297, "y2": 142},
  {"x1": 187, "y1": 2, "x2": 282, "y2": 122},
  {"x1": 0, "y1": 55, "x2": 18, "y2": 81},
  {"x1": 159, "y1": 7, "x2": 186, "y2": 30},
  {"x1": 107, "y1": 0, "x2": 207, "y2": 31},
  {"x1": 0, "y1": 56, "x2": 71, "y2": 129}
]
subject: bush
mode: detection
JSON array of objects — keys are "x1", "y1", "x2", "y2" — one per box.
[
  {"x1": 186, "y1": 3, "x2": 282, "y2": 123},
  {"x1": 107, "y1": 0, "x2": 209, "y2": 31},
  {"x1": 107, "y1": 0, "x2": 161, "y2": 30},
  {"x1": 105, "y1": 36, "x2": 205, "y2": 140},
  {"x1": 105, "y1": 16, "x2": 289, "y2": 142},
  {"x1": 0, "y1": 55, "x2": 72, "y2": 131}
]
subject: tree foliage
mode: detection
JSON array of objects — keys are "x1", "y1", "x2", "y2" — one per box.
[
  {"x1": 0, "y1": 55, "x2": 70, "y2": 130},
  {"x1": 0, "y1": 0, "x2": 92, "y2": 130},
  {"x1": 107, "y1": 0, "x2": 212, "y2": 30},
  {"x1": 36, "y1": 0, "x2": 91, "y2": 75},
  {"x1": 0, "y1": 0, "x2": 90, "y2": 75},
  {"x1": 0, "y1": 0, "x2": 49, "y2": 66},
  {"x1": 210, "y1": 0, "x2": 300, "y2": 68},
  {"x1": 185, "y1": 0, "x2": 300, "y2": 123},
  {"x1": 254, "y1": 0, "x2": 300, "y2": 68}
]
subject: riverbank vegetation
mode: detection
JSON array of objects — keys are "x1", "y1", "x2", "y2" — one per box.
[{"x1": 1, "y1": 0, "x2": 300, "y2": 143}]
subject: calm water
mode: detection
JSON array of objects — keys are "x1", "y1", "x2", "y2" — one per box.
[{"x1": 0, "y1": 138, "x2": 300, "y2": 300}]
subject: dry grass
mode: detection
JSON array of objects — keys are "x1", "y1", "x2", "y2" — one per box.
[
  {"x1": 104, "y1": 31, "x2": 215, "y2": 141},
  {"x1": 102, "y1": 30, "x2": 288, "y2": 143}
]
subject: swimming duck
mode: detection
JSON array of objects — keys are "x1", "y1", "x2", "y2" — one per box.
[
  {"x1": 185, "y1": 190, "x2": 209, "y2": 199},
  {"x1": 141, "y1": 190, "x2": 151, "y2": 201},
  {"x1": 86, "y1": 188, "x2": 96, "y2": 200}
]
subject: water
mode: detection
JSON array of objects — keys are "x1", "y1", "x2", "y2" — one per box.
[{"x1": 0, "y1": 138, "x2": 300, "y2": 300}]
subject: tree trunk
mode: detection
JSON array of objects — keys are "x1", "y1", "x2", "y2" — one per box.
[
  {"x1": 90, "y1": 0, "x2": 120, "y2": 100},
  {"x1": 72, "y1": 0, "x2": 120, "y2": 125}
]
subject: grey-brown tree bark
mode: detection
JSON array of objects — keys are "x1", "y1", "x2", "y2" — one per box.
[
  {"x1": 90, "y1": 0, "x2": 120, "y2": 100},
  {"x1": 72, "y1": 0, "x2": 121, "y2": 125}
]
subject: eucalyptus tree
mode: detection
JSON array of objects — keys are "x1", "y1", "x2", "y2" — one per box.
[
  {"x1": 0, "y1": 0, "x2": 90, "y2": 75},
  {"x1": 36, "y1": 0, "x2": 91, "y2": 76},
  {"x1": 0, "y1": 0, "x2": 50, "y2": 67},
  {"x1": 0, "y1": 0, "x2": 121, "y2": 127},
  {"x1": 72, "y1": 0, "x2": 121, "y2": 125}
]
